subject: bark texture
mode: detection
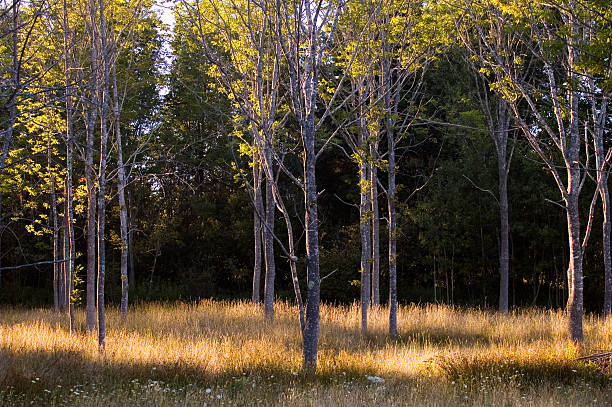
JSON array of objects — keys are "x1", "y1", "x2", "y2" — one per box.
[
  {"x1": 359, "y1": 158, "x2": 371, "y2": 334},
  {"x1": 252, "y1": 156, "x2": 263, "y2": 303},
  {"x1": 370, "y1": 145, "x2": 380, "y2": 306},
  {"x1": 84, "y1": 0, "x2": 98, "y2": 332},
  {"x1": 97, "y1": 0, "x2": 110, "y2": 351},
  {"x1": 112, "y1": 65, "x2": 129, "y2": 320},
  {"x1": 263, "y1": 162, "x2": 276, "y2": 319}
]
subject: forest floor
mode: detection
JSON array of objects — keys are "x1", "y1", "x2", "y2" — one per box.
[{"x1": 0, "y1": 301, "x2": 610, "y2": 406}]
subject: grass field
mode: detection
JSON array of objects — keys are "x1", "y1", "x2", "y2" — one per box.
[{"x1": 0, "y1": 301, "x2": 610, "y2": 406}]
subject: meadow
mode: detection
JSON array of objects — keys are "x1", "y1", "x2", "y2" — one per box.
[{"x1": 0, "y1": 301, "x2": 610, "y2": 406}]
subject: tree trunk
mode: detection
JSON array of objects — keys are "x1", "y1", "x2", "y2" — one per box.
[
  {"x1": 97, "y1": 0, "x2": 110, "y2": 351},
  {"x1": 252, "y1": 154, "x2": 263, "y2": 303},
  {"x1": 496, "y1": 103, "x2": 510, "y2": 315},
  {"x1": 62, "y1": 0, "x2": 76, "y2": 333},
  {"x1": 263, "y1": 151, "x2": 276, "y2": 319},
  {"x1": 602, "y1": 185, "x2": 612, "y2": 318},
  {"x1": 63, "y1": 197, "x2": 71, "y2": 312},
  {"x1": 382, "y1": 36, "x2": 398, "y2": 337},
  {"x1": 370, "y1": 146, "x2": 380, "y2": 306},
  {"x1": 565, "y1": 16, "x2": 583, "y2": 341},
  {"x1": 0, "y1": 0, "x2": 20, "y2": 291},
  {"x1": 85, "y1": 0, "x2": 98, "y2": 332},
  {"x1": 593, "y1": 108, "x2": 611, "y2": 318},
  {"x1": 112, "y1": 64, "x2": 129, "y2": 320},
  {"x1": 588, "y1": 74, "x2": 611, "y2": 318},
  {"x1": 566, "y1": 196, "x2": 584, "y2": 341},
  {"x1": 302, "y1": 119, "x2": 320, "y2": 372},
  {"x1": 51, "y1": 172, "x2": 59, "y2": 312},
  {"x1": 359, "y1": 159, "x2": 371, "y2": 334},
  {"x1": 128, "y1": 190, "x2": 135, "y2": 287},
  {"x1": 303, "y1": 127, "x2": 321, "y2": 372}
]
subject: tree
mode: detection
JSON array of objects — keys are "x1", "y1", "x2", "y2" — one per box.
[
  {"x1": 453, "y1": 29, "x2": 516, "y2": 314},
  {"x1": 181, "y1": 0, "x2": 286, "y2": 320},
  {"x1": 458, "y1": 0, "x2": 610, "y2": 340},
  {"x1": 377, "y1": 0, "x2": 444, "y2": 336}
]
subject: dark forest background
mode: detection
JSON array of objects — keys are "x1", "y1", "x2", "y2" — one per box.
[{"x1": 1, "y1": 7, "x2": 608, "y2": 313}]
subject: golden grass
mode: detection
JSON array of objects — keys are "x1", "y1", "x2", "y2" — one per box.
[{"x1": 0, "y1": 301, "x2": 610, "y2": 406}]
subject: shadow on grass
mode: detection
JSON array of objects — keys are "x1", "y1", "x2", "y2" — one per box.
[
  {"x1": 0, "y1": 345, "x2": 378, "y2": 393},
  {"x1": 425, "y1": 353, "x2": 610, "y2": 387}
]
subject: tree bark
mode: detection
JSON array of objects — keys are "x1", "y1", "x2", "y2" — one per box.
[
  {"x1": 85, "y1": 0, "x2": 98, "y2": 332},
  {"x1": 370, "y1": 145, "x2": 380, "y2": 306},
  {"x1": 263, "y1": 153, "x2": 276, "y2": 319},
  {"x1": 588, "y1": 74, "x2": 610, "y2": 318},
  {"x1": 62, "y1": 0, "x2": 76, "y2": 333},
  {"x1": 302, "y1": 119, "x2": 320, "y2": 371},
  {"x1": 566, "y1": 11, "x2": 584, "y2": 341},
  {"x1": 111, "y1": 64, "x2": 129, "y2": 320},
  {"x1": 47, "y1": 134, "x2": 60, "y2": 312},
  {"x1": 97, "y1": 0, "x2": 110, "y2": 351},
  {"x1": 566, "y1": 196, "x2": 584, "y2": 341},
  {"x1": 51, "y1": 173, "x2": 59, "y2": 312},
  {"x1": 252, "y1": 154, "x2": 263, "y2": 303},
  {"x1": 0, "y1": 0, "x2": 21, "y2": 290},
  {"x1": 128, "y1": 190, "x2": 135, "y2": 287},
  {"x1": 359, "y1": 159, "x2": 371, "y2": 334},
  {"x1": 602, "y1": 186, "x2": 612, "y2": 318},
  {"x1": 496, "y1": 101, "x2": 510, "y2": 315},
  {"x1": 381, "y1": 31, "x2": 398, "y2": 337}
]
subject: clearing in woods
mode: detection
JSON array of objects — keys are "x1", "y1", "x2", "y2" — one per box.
[{"x1": 0, "y1": 301, "x2": 611, "y2": 406}]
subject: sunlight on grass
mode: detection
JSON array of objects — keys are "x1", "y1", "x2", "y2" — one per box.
[{"x1": 1, "y1": 301, "x2": 610, "y2": 406}]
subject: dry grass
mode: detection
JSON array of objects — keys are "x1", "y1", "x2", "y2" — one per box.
[{"x1": 0, "y1": 301, "x2": 610, "y2": 406}]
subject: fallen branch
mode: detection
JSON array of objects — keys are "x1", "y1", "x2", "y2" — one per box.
[{"x1": 576, "y1": 351, "x2": 611, "y2": 374}]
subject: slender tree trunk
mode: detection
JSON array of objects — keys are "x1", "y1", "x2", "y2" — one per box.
[
  {"x1": 0, "y1": 0, "x2": 21, "y2": 290},
  {"x1": 63, "y1": 198, "x2": 70, "y2": 312},
  {"x1": 85, "y1": 0, "x2": 98, "y2": 332},
  {"x1": 593, "y1": 115, "x2": 611, "y2": 318},
  {"x1": 359, "y1": 159, "x2": 371, "y2": 334},
  {"x1": 602, "y1": 185, "x2": 612, "y2": 318},
  {"x1": 62, "y1": 0, "x2": 76, "y2": 333},
  {"x1": 302, "y1": 118, "x2": 320, "y2": 372},
  {"x1": 565, "y1": 13, "x2": 583, "y2": 341},
  {"x1": 263, "y1": 149, "x2": 276, "y2": 319},
  {"x1": 370, "y1": 144, "x2": 380, "y2": 306},
  {"x1": 66, "y1": 189, "x2": 75, "y2": 332},
  {"x1": 588, "y1": 76, "x2": 611, "y2": 317},
  {"x1": 566, "y1": 196, "x2": 584, "y2": 341},
  {"x1": 252, "y1": 155, "x2": 263, "y2": 303},
  {"x1": 358, "y1": 84, "x2": 371, "y2": 334},
  {"x1": 111, "y1": 64, "x2": 129, "y2": 320},
  {"x1": 51, "y1": 173, "x2": 59, "y2": 311},
  {"x1": 97, "y1": 0, "x2": 110, "y2": 351},
  {"x1": 496, "y1": 103, "x2": 510, "y2": 315},
  {"x1": 382, "y1": 39, "x2": 398, "y2": 337},
  {"x1": 257, "y1": 140, "x2": 306, "y2": 332},
  {"x1": 47, "y1": 134, "x2": 60, "y2": 312},
  {"x1": 128, "y1": 190, "x2": 135, "y2": 287}
]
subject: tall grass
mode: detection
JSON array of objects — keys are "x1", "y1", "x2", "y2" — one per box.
[{"x1": 1, "y1": 301, "x2": 610, "y2": 406}]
